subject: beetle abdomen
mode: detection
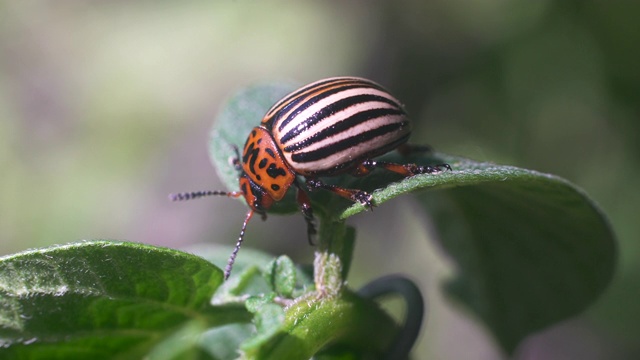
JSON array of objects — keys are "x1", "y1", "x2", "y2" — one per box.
[{"x1": 262, "y1": 77, "x2": 411, "y2": 176}]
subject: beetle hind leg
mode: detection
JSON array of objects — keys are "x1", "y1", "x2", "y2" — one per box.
[{"x1": 353, "y1": 159, "x2": 451, "y2": 177}]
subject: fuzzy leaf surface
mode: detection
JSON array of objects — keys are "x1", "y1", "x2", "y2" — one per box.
[{"x1": 0, "y1": 240, "x2": 246, "y2": 358}]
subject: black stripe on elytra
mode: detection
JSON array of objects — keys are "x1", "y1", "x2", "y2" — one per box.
[
  {"x1": 268, "y1": 77, "x2": 385, "y2": 119},
  {"x1": 276, "y1": 81, "x2": 384, "y2": 133},
  {"x1": 267, "y1": 78, "x2": 350, "y2": 116},
  {"x1": 300, "y1": 132, "x2": 411, "y2": 176},
  {"x1": 279, "y1": 94, "x2": 404, "y2": 146},
  {"x1": 284, "y1": 108, "x2": 405, "y2": 152},
  {"x1": 263, "y1": 78, "x2": 357, "y2": 129},
  {"x1": 291, "y1": 122, "x2": 408, "y2": 163}
]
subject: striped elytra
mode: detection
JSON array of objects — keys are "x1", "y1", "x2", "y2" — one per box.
[
  {"x1": 171, "y1": 77, "x2": 450, "y2": 280},
  {"x1": 261, "y1": 77, "x2": 411, "y2": 176}
]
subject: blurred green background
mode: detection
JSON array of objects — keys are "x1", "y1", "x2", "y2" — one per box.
[{"x1": 1, "y1": 1, "x2": 638, "y2": 358}]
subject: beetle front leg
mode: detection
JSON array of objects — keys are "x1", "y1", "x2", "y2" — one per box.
[
  {"x1": 295, "y1": 182, "x2": 317, "y2": 245},
  {"x1": 306, "y1": 178, "x2": 374, "y2": 210}
]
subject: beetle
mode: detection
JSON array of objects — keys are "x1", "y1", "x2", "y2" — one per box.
[{"x1": 171, "y1": 77, "x2": 450, "y2": 280}]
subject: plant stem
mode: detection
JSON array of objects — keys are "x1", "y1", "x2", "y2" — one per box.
[
  {"x1": 241, "y1": 211, "x2": 401, "y2": 359},
  {"x1": 314, "y1": 213, "x2": 356, "y2": 293},
  {"x1": 246, "y1": 290, "x2": 398, "y2": 359}
]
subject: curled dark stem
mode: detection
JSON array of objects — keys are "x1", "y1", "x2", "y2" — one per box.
[{"x1": 357, "y1": 274, "x2": 425, "y2": 360}]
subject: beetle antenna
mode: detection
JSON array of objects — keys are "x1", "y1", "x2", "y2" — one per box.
[
  {"x1": 224, "y1": 209, "x2": 254, "y2": 280},
  {"x1": 230, "y1": 145, "x2": 243, "y2": 171},
  {"x1": 169, "y1": 190, "x2": 241, "y2": 202}
]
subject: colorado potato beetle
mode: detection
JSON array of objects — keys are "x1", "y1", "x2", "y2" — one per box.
[{"x1": 171, "y1": 77, "x2": 450, "y2": 280}]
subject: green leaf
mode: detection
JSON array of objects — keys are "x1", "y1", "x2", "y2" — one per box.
[
  {"x1": 186, "y1": 243, "x2": 276, "y2": 274},
  {"x1": 338, "y1": 151, "x2": 616, "y2": 353},
  {"x1": 208, "y1": 82, "x2": 616, "y2": 354},
  {"x1": 339, "y1": 153, "x2": 616, "y2": 353},
  {"x1": 263, "y1": 256, "x2": 297, "y2": 298},
  {"x1": 146, "y1": 320, "x2": 211, "y2": 360},
  {"x1": 415, "y1": 155, "x2": 616, "y2": 353},
  {"x1": 198, "y1": 323, "x2": 254, "y2": 360},
  {"x1": 0, "y1": 240, "x2": 246, "y2": 358},
  {"x1": 241, "y1": 302, "x2": 286, "y2": 353}
]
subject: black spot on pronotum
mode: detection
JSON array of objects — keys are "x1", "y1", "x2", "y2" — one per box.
[
  {"x1": 271, "y1": 184, "x2": 280, "y2": 191},
  {"x1": 242, "y1": 141, "x2": 258, "y2": 164},
  {"x1": 245, "y1": 143, "x2": 262, "y2": 175},
  {"x1": 265, "y1": 148, "x2": 276, "y2": 158},
  {"x1": 266, "y1": 164, "x2": 287, "y2": 179}
]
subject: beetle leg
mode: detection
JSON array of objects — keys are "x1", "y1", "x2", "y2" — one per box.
[
  {"x1": 295, "y1": 182, "x2": 317, "y2": 245},
  {"x1": 394, "y1": 144, "x2": 451, "y2": 173},
  {"x1": 306, "y1": 178, "x2": 374, "y2": 210},
  {"x1": 354, "y1": 159, "x2": 451, "y2": 177}
]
